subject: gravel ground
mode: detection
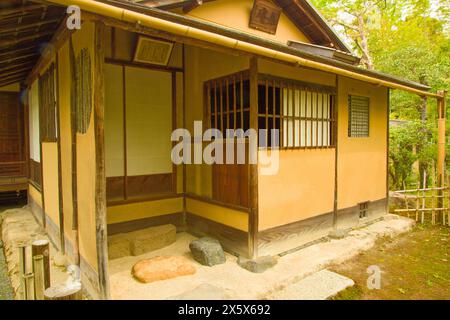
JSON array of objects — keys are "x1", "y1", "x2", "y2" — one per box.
[
  {"x1": 0, "y1": 203, "x2": 24, "y2": 300},
  {"x1": 0, "y1": 242, "x2": 14, "y2": 300}
]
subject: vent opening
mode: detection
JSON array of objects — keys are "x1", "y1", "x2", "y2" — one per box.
[{"x1": 359, "y1": 202, "x2": 369, "y2": 219}]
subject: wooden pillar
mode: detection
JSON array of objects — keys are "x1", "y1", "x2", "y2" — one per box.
[
  {"x1": 332, "y1": 77, "x2": 340, "y2": 229},
  {"x1": 437, "y1": 90, "x2": 447, "y2": 212},
  {"x1": 93, "y1": 21, "x2": 110, "y2": 300},
  {"x1": 248, "y1": 57, "x2": 259, "y2": 259},
  {"x1": 386, "y1": 88, "x2": 390, "y2": 212},
  {"x1": 69, "y1": 35, "x2": 80, "y2": 266},
  {"x1": 55, "y1": 54, "x2": 65, "y2": 254}
]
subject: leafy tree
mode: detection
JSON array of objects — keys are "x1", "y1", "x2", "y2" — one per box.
[
  {"x1": 389, "y1": 121, "x2": 436, "y2": 189},
  {"x1": 312, "y1": 0, "x2": 449, "y2": 189}
]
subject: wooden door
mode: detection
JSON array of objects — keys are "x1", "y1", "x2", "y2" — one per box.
[{"x1": 0, "y1": 91, "x2": 25, "y2": 178}]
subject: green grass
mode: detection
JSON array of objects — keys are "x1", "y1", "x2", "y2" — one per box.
[{"x1": 330, "y1": 223, "x2": 450, "y2": 300}]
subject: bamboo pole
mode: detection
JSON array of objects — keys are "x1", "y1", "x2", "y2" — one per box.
[
  {"x1": 23, "y1": 273, "x2": 35, "y2": 300},
  {"x1": 422, "y1": 172, "x2": 426, "y2": 223},
  {"x1": 403, "y1": 182, "x2": 409, "y2": 218},
  {"x1": 18, "y1": 245, "x2": 27, "y2": 300},
  {"x1": 432, "y1": 180, "x2": 436, "y2": 225},
  {"x1": 415, "y1": 184, "x2": 420, "y2": 221},
  {"x1": 447, "y1": 176, "x2": 450, "y2": 226},
  {"x1": 33, "y1": 255, "x2": 45, "y2": 300},
  {"x1": 32, "y1": 240, "x2": 50, "y2": 289}
]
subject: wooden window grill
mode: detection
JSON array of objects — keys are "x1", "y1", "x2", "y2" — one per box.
[
  {"x1": 75, "y1": 48, "x2": 92, "y2": 134},
  {"x1": 257, "y1": 76, "x2": 336, "y2": 149},
  {"x1": 348, "y1": 95, "x2": 370, "y2": 137},
  {"x1": 38, "y1": 64, "x2": 57, "y2": 142},
  {"x1": 205, "y1": 71, "x2": 250, "y2": 133}
]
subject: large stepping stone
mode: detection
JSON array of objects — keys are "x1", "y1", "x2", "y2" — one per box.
[
  {"x1": 189, "y1": 237, "x2": 226, "y2": 266},
  {"x1": 168, "y1": 283, "x2": 232, "y2": 300},
  {"x1": 132, "y1": 256, "x2": 196, "y2": 284},
  {"x1": 108, "y1": 224, "x2": 176, "y2": 259},
  {"x1": 268, "y1": 270, "x2": 354, "y2": 300}
]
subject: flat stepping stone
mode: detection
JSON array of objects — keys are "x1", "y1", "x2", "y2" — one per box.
[
  {"x1": 132, "y1": 256, "x2": 196, "y2": 284},
  {"x1": 269, "y1": 270, "x2": 354, "y2": 300},
  {"x1": 108, "y1": 224, "x2": 176, "y2": 259},
  {"x1": 189, "y1": 237, "x2": 226, "y2": 266},
  {"x1": 168, "y1": 283, "x2": 232, "y2": 300}
]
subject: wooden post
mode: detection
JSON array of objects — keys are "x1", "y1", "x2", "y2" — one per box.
[
  {"x1": 18, "y1": 245, "x2": 27, "y2": 300},
  {"x1": 32, "y1": 239, "x2": 50, "y2": 289},
  {"x1": 23, "y1": 273, "x2": 35, "y2": 300},
  {"x1": 94, "y1": 21, "x2": 111, "y2": 299},
  {"x1": 33, "y1": 255, "x2": 45, "y2": 300},
  {"x1": 437, "y1": 90, "x2": 447, "y2": 217},
  {"x1": 44, "y1": 285, "x2": 82, "y2": 300},
  {"x1": 248, "y1": 57, "x2": 259, "y2": 260}
]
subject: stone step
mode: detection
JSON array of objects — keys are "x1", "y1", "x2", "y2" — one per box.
[
  {"x1": 268, "y1": 269, "x2": 354, "y2": 300},
  {"x1": 108, "y1": 224, "x2": 176, "y2": 259}
]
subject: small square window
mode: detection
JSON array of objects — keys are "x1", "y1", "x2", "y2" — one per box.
[{"x1": 348, "y1": 95, "x2": 369, "y2": 137}]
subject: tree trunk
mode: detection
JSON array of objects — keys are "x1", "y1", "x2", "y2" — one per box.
[{"x1": 357, "y1": 14, "x2": 374, "y2": 70}]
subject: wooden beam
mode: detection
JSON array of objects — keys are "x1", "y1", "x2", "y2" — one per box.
[
  {"x1": 0, "y1": 18, "x2": 61, "y2": 35},
  {"x1": 0, "y1": 31, "x2": 54, "y2": 48},
  {"x1": 0, "y1": 52, "x2": 39, "y2": 64},
  {"x1": 437, "y1": 90, "x2": 447, "y2": 214},
  {"x1": 26, "y1": 17, "x2": 71, "y2": 85},
  {"x1": 0, "y1": 63, "x2": 35, "y2": 75},
  {"x1": 248, "y1": 57, "x2": 259, "y2": 259},
  {"x1": 182, "y1": 0, "x2": 202, "y2": 13},
  {"x1": 0, "y1": 46, "x2": 38, "y2": 57},
  {"x1": 93, "y1": 21, "x2": 111, "y2": 300},
  {"x1": 0, "y1": 77, "x2": 27, "y2": 88},
  {"x1": 0, "y1": 4, "x2": 46, "y2": 17}
]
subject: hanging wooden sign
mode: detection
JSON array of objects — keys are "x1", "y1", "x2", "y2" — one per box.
[{"x1": 249, "y1": 0, "x2": 282, "y2": 35}]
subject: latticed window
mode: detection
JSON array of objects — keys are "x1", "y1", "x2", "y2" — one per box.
[
  {"x1": 348, "y1": 95, "x2": 370, "y2": 137},
  {"x1": 258, "y1": 76, "x2": 336, "y2": 148},
  {"x1": 205, "y1": 71, "x2": 250, "y2": 133}
]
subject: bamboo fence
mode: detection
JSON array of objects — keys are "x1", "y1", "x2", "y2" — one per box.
[{"x1": 393, "y1": 178, "x2": 450, "y2": 226}]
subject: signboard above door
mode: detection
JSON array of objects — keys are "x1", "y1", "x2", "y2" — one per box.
[{"x1": 249, "y1": 0, "x2": 282, "y2": 35}]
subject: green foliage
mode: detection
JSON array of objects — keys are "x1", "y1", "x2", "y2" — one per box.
[
  {"x1": 312, "y1": 0, "x2": 449, "y2": 189},
  {"x1": 389, "y1": 121, "x2": 436, "y2": 189}
]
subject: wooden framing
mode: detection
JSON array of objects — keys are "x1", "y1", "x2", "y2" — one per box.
[
  {"x1": 8, "y1": 0, "x2": 443, "y2": 300},
  {"x1": 248, "y1": 57, "x2": 259, "y2": 259},
  {"x1": 55, "y1": 54, "x2": 65, "y2": 253},
  {"x1": 104, "y1": 59, "x2": 179, "y2": 204},
  {"x1": 333, "y1": 76, "x2": 339, "y2": 229},
  {"x1": 93, "y1": 21, "x2": 110, "y2": 300},
  {"x1": 256, "y1": 74, "x2": 336, "y2": 150},
  {"x1": 68, "y1": 35, "x2": 80, "y2": 266}
]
